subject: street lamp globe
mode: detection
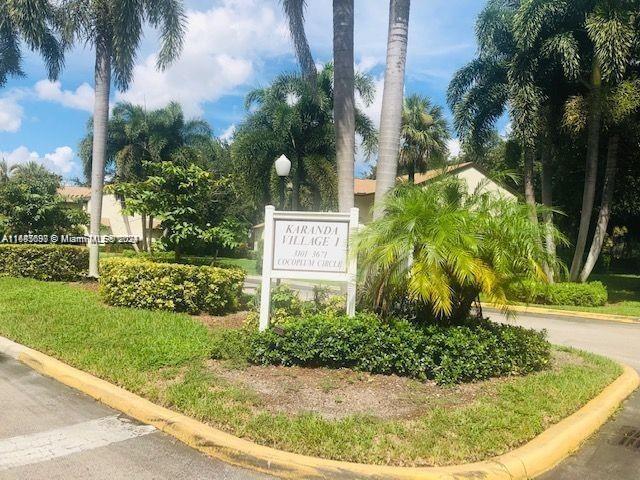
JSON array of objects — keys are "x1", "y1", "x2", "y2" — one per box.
[{"x1": 275, "y1": 154, "x2": 291, "y2": 177}]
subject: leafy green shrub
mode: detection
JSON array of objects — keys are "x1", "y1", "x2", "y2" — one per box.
[
  {"x1": 509, "y1": 281, "x2": 608, "y2": 307},
  {"x1": 247, "y1": 314, "x2": 551, "y2": 384},
  {"x1": 247, "y1": 284, "x2": 347, "y2": 327},
  {"x1": 100, "y1": 257, "x2": 245, "y2": 314},
  {"x1": 0, "y1": 244, "x2": 88, "y2": 281}
]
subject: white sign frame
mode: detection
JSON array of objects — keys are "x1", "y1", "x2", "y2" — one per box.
[{"x1": 259, "y1": 205, "x2": 359, "y2": 331}]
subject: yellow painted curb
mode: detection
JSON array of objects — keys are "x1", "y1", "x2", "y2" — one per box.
[
  {"x1": 10, "y1": 343, "x2": 639, "y2": 480},
  {"x1": 484, "y1": 302, "x2": 640, "y2": 324}
]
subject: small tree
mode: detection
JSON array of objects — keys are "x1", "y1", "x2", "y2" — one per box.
[
  {"x1": 109, "y1": 154, "x2": 247, "y2": 259},
  {"x1": 356, "y1": 176, "x2": 564, "y2": 325},
  {"x1": 0, "y1": 163, "x2": 88, "y2": 235}
]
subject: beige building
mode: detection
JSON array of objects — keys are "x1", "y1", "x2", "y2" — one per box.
[
  {"x1": 355, "y1": 162, "x2": 516, "y2": 223},
  {"x1": 58, "y1": 186, "x2": 161, "y2": 240},
  {"x1": 252, "y1": 162, "x2": 517, "y2": 247}
]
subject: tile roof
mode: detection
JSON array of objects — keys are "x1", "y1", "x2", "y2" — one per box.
[{"x1": 354, "y1": 162, "x2": 473, "y2": 195}]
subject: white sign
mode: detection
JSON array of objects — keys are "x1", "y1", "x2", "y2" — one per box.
[
  {"x1": 272, "y1": 220, "x2": 349, "y2": 273},
  {"x1": 259, "y1": 206, "x2": 359, "y2": 331}
]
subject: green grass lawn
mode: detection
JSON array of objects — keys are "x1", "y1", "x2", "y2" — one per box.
[
  {"x1": 0, "y1": 277, "x2": 622, "y2": 466},
  {"x1": 215, "y1": 257, "x2": 259, "y2": 275}
]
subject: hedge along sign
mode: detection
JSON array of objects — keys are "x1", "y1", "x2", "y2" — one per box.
[{"x1": 259, "y1": 206, "x2": 359, "y2": 331}]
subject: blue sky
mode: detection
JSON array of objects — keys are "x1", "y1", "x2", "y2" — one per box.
[{"x1": 0, "y1": 0, "x2": 500, "y2": 181}]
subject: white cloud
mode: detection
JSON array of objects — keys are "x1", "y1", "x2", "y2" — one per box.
[
  {"x1": 34, "y1": 80, "x2": 95, "y2": 112},
  {"x1": 0, "y1": 95, "x2": 24, "y2": 132},
  {"x1": 501, "y1": 121, "x2": 512, "y2": 138},
  {"x1": 118, "y1": 0, "x2": 290, "y2": 116},
  {"x1": 447, "y1": 138, "x2": 461, "y2": 158},
  {"x1": 220, "y1": 124, "x2": 236, "y2": 142},
  {"x1": 1, "y1": 146, "x2": 75, "y2": 175},
  {"x1": 356, "y1": 56, "x2": 380, "y2": 73}
]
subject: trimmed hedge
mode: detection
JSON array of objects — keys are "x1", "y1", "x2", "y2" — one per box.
[
  {"x1": 509, "y1": 280, "x2": 608, "y2": 307},
  {"x1": 100, "y1": 257, "x2": 245, "y2": 314},
  {"x1": 247, "y1": 313, "x2": 551, "y2": 384},
  {"x1": 0, "y1": 244, "x2": 88, "y2": 281}
]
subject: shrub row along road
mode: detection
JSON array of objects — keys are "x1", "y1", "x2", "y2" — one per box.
[{"x1": 1, "y1": 303, "x2": 638, "y2": 479}]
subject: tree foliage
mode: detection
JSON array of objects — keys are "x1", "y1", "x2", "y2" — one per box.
[
  {"x1": 109, "y1": 156, "x2": 248, "y2": 257},
  {"x1": 356, "y1": 176, "x2": 564, "y2": 324},
  {"x1": 232, "y1": 64, "x2": 376, "y2": 211},
  {"x1": 399, "y1": 94, "x2": 450, "y2": 181},
  {"x1": 0, "y1": 162, "x2": 88, "y2": 236},
  {"x1": 0, "y1": 0, "x2": 64, "y2": 87}
]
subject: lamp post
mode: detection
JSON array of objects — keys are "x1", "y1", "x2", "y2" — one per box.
[{"x1": 274, "y1": 154, "x2": 291, "y2": 210}]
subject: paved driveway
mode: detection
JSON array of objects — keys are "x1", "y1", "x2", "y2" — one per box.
[
  {"x1": 487, "y1": 310, "x2": 640, "y2": 480},
  {"x1": 0, "y1": 353, "x2": 272, "y2": 480}
]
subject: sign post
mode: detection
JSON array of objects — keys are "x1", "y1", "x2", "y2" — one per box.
[{"x1": 259, "y1": 206, "x2": 359, "y2": 331}]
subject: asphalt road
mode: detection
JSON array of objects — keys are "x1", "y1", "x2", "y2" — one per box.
[
  {"x1": 487, "y1": 310, "x2": 640, "y2": 480},
  {"x1": 0, "y1": 353, "x2": 272, "y2": 480},
  {"x1": 1, "y1": 305, "x2": 638, "y2": 479}
]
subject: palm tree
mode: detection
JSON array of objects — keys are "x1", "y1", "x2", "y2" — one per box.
[
  {"x1": 0, "y1": 0, "x2": 63, "y2": 87},
  {"x1": 356, "y1": 176, "x2": 563, "y2": 324},
  {"x1": 233, "y1": 64, "x2": 376, "y2": 211},
  {"x1": 448, "y1": 0, "x2": 572, "y2": 281},
  {"x1": 280, "y1": 0, "x2": 317, "y2": 90},
  {"x1": 0, "y1": 159, "x2": 11, "y2": 183},
  {"x1": 281, "y1": 0, "x2": 357, "y2": 212},
  {"x1": 373, "y1": 0, "x2": 411, "y2": 219},
  {"x1": 333, "y1": 0, "x2": 356, "y2": 212},
  {"x1": 61, "y1": 0, "x2": 186, "y2": 277},
  {"x1": 569, "y1": 80, "x2": 640, "y2": 281},
  {"x1": 400, "y1": 95, "x2": 450, "y2": 183},
  {"x1": 79, "y1": 101, "x2": 211, "y2": 250},
  {"x1": 9, "y1": 161, "x2": 54, "y2": 180},
  {"x1": 514, "y1": 0, "x2": 639, "y2": 281}
]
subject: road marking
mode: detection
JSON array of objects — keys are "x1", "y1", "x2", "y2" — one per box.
[{"x1": 0, "y1": 415, "x2": 155, "y2": 471}]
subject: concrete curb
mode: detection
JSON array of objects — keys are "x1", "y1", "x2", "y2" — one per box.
[
  {"x1": 484, "y1": 303, "x2": 640, "y2": 324},
  {"x1": 1, "y1": 335, "x2": 638, "y2": 479}
]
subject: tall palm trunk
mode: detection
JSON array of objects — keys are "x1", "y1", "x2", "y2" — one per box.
[
  {"x1": 119, "y1": 198, "x2": 139, "y2": 253},
  {"x1": 292, "y1": 155, "x2": 302, "y2": 210},
  {"x1": 283, "y1": 0, "x2": 317, "y2": 90},
  {"x1": 147, "y1": 215, "x2": 154, "y2": 251},
  {"x1": 523, "y1": 148, "x2": 538, "y2": 225},
  {"x1": 333, "y1": 0, "x2": 355, "y2": 212},
  {"x1": 541, "y1": 150, "x2": 556, "y2": 279},
  {"x1": 141, "y1": 212, "x2": 148, "y2": 252},
  {"x1": 579, "y1": 134, "x2": 619, "y2": 282},
  {"x1": 88, "y1": 40, "x2": 111, "y2": 277},
  {"x1": 541, "y1": 148, "x2": 555, "y2": 283},
  {"x1": 407, "y1": 158, "x2": 415, "y2": 184},
  {"x1": 373, "y1": 0, "x2": 411, "y2": 219},
  {"x1": 570, "y1": 60, "x2": 602, "y2": 281}
]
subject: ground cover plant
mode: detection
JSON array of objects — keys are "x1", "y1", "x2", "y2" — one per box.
[
  {"x1": 0, "y1": 278, "x2": 622, "y2": 466},
  {"x1": 247, "y1": 313, "x2": 551, "y2": 385}
]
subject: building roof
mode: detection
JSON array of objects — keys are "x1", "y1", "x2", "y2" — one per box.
[
  {"x1": 354, "y1": 162, "x2": 474, "y2": 196},
  {"x1": 58, "y1": 186, "x2": 91, "y2": 200}
]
